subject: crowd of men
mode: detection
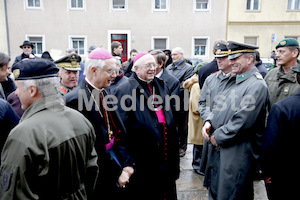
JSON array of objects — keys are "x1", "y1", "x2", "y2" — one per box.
[{"x1": 0, "y1": 37, "x2": 299, "y2": 200}]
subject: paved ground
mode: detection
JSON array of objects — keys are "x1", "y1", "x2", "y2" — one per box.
[{"x1": 176, "y1": 144, "x2": 269, "y2": 200}]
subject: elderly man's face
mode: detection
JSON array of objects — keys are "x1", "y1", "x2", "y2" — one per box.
[
  {"x1": 22, "y1": 45, "x2": 32, "y2": 56},
  {"x1": 15, "y1": 81, "x2": 33, "y2": 110},
  {"x1": 229, "y1": 54, "x2": 251, "y2": 75},
  {"x1": 60, "y1": 69, "x2": 79, "y2": 89},
  {"x1": 94, "y1": 58, "x2": 117, "y2": 89},
  {"x1": 135, "y1": 55, "x2": 157, "y2": 81},
  {"x1": 171, "y1": 49, "x2": 183, "y2": 63}
]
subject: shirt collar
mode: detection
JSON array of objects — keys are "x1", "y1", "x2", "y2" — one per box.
[
  {"x1": 155, "y1": 69, "x2": 164, "y2": 78},
  {"x1": 85, "y1": 77, "x2": 104, "y2": 92}
]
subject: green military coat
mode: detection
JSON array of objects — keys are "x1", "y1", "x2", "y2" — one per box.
[
  {"x1": 264, "y1": 66, "x2": 300, "y2": 107},
  {"x1": 0, "y1": 95, "x2": 98, "y2": 199}
]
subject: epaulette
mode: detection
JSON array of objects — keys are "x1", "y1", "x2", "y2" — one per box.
[{"x1": 254, "y1": 72, "x2": 263, "y2": 80}]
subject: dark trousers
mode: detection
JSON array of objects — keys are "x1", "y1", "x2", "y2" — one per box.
[
  {"x1": 175, "y1": 111, "x2": 188, "y2": 150},
  {"x1": 192, "y1": 145, "x2": 203, "y2": 174}
]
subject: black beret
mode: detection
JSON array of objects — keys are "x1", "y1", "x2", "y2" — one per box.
[
  {"x1": 227, "y1": 41, "x2": 258, "y2": 60},
  {"x1": 12, "y1": 59, "x2": 59, "y2": 80}
]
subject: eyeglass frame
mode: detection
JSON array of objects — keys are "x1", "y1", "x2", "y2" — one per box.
[
  {"x1": 141, "y1": 63, "x2": 158, "y2": 70},
  {"x1": 97, "y1": 65, "x2": 117, "y2": 75}
]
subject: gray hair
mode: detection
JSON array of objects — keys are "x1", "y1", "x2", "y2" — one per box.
[
  {"x1": 19, "y1": 77, "x2": 60, "y2": 98},
  {"x1": 84, "y1": 57, "x2": 105, "y2": 75}
]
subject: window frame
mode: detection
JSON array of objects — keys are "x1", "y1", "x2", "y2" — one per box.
[
  {"x1": 193, "y1": 0, "x2": 210, "y2": 12},
  {"x1": 151, "y1": 36, "x2": 169, "y2": 50},
  {"x1": 68, "y1": 0, "x2": 85, "y2": 11},
  {"x1": 192, "y1": 36, "x2": 210, "y2": 59},
  {"x1": 245, "y1": 0, "x2": 261, "y2": 12},
  {"x1": 152, "y1": 0, "x2": 169, "y2": 12},
  {"x1": 287, "y1": 0, "x2": 300, "y2": 11},
  {"x1": 244, "y1": 36, "x2": 259, "y2": 46},
  {"x1": 68, "y1": 35, "x2": 87, "y2": 57},
  {"x1": 110, "y1": 0, "x2": 128, "y2": 12},
  {"x1": 25, "y1": 35, "x2": 45, "y2": 56},
  {"x1": 24, "y1": 0, "x2": 43, "y2": 10}
]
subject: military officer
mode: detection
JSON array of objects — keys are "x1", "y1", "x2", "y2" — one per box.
[
  {"x1": 202, "y1": 41, "x2": 269, "y2": 199},
  {"x1": 264, "y1": 38, "x2": 300, "y2": 107},
  {"x1": 0, "y1": 59, "x2": 98, "y2": 199},
  {"x1": 198, "y1": 41, "x2": 232, "y2": 195},
  {"x1": 55, "y1": 53, "x2": 81, "y2": 95},
  {"x1": 262, "y1": 63, "x2": 300, "y2": 200}
]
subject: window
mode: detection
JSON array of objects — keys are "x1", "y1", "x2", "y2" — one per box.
[
  {"x1": 69, "y1": 36, "x2": 86, "y2": 55},
  {"x1": 287, "y1": 0, "x2": 300, "y2": 11},
  {"x1": 194, "y1": 0, "x2": 210, "y2": 11},
  {"x1": 193, "y1": 38, "x2": 209, "y2": 57},
  {"x1": 69, "y1": 0, "x2": 84, "y2": 10},
  {"x1": 246, "y1": 0, "x2": 260, "y2": 11},
  {"x1": 27, "y1": 36, "x2": 44, "y2": 55},
  {"x1": 285, "y1": 36, "x2": 299, "y2": 41},
  {"x1": 152, "y1": 37, "x2": 169, "y2": 49},
  {"x1": 111, "y1": 0, "x2": 127, "y2": 11},
  {"x1": 244, "y1": 36, "x2": 258, "y2": 46},
  {"x1": 25, "y1": 0, "x2": 42, "y2": 9},
  {"x1": 154, "y1": 0, "x2": 167, "y2": 10}
]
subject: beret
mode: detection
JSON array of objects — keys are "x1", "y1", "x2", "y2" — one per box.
[
  {"x1": 12, "y1": 59, "x2": 59, "y2": 80},
  {"x1": 276, "y1": 38, "x2": 299, "y2": 49},
  {"x1": 54, "y1": 53, "x2": 81, "y2": 71},
  {"x1": 88, "y1": 48, "x2": 113, "y2": 60}
]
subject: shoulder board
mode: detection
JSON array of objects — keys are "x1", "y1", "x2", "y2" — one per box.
[{"x1": 254, "y1": 72, "x2": 263, "y2": 80}]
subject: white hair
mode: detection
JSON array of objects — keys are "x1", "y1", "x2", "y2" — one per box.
[
  {"x1": 19, "y1": 77, "x2": 60, "y2": 98},
  {"x1": 84, "y1": 57, "x2": 106, "y2": 75}
]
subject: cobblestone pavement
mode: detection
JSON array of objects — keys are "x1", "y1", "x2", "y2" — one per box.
[{"x1": 176, "y1": 144, "x2": 269, "y2": 200}]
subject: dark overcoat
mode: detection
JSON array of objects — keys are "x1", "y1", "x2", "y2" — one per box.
[
  {"x1": 114, "y1": 73, "x2": 180, "y2": 199},
  {"x1": 65, "y1": 79, "x2": 133, "y2": 199},
  {"x1": 262, "y1": 90, "x2": 300, "y2": 200}
]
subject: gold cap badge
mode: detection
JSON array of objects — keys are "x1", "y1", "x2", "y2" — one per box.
[{"x1": 13, "y1": 69, "x2": 20, "y2": 79}]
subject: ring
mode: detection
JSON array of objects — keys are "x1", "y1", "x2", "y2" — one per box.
[{"x1": 122, "y1": 185, "x2": 126, "y2": 188}]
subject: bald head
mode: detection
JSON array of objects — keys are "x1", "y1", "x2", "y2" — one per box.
[
  {"x1": 171, "y1": 47, "x2": 184, "y2": 63},
  {"x1": 134, "y1": 54, "x2": 157, "y2": 82}
]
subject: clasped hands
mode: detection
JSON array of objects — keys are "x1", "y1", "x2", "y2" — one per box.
[
  {"x1": 202, "y1": 121, "x2": 218, "y2": 146},
  {"x1": 118, "y1": 166, "x2": 134, "y2": 188}
]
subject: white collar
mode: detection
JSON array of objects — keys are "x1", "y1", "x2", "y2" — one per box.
[
  {"x1": 155, "y1": 69, "x2": 163, "y2": 78},
  {"x1": 85, "y1": 77, "x2": 104, "y2": 92}
]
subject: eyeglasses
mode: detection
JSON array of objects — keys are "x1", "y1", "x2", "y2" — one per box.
[
  {"x1": 100, "y1": 66, "x2": 117, "y2": 75},
  {"x1": 142, "y1": 63, "x2": 158, "y2": 69},
  {"x1": 22, "y1": 46, "x2": 32, "y2": 49}
]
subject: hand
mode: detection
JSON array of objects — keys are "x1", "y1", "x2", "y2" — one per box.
[
  {"x1": 202, "y1": 121, "x2": 211, "y2": 141},
  {"x1": 118, "y1": 166, "x2": 134, "y2": 188},
  {"x1": 210, "y1": 135, "x2": 217, "y2": 146},
  {"x1": 29, "y1": 54, "x2": 35, "y2": 59}
]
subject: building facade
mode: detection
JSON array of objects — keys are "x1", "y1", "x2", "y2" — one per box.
[
  {"x1": 0, "y1": 0, "x2": 9, "y2": 54},
  {"x1": 227, "y1": 0, "x2": 300, "y2": 58},
  {"x1": 5, "y1": 0, "x2": 227, "y2": 62}
]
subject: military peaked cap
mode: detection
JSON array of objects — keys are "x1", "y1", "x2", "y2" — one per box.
[
  {"x1": 54, "y1": 53, "x2": 81, "y2": 71},
  {"x1": 215, "y1": 42, "x2": 229, "y2": 58},
  {"x1": 226, "y1": 41, "x2": 258, "y2": 60},
  {"x1": 12, "y1": 59, "x2": 59, "y2": 80}
]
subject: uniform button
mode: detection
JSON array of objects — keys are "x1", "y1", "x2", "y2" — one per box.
[{"x1": 154, "y1": 124, "x2": 157, "y2": 128}]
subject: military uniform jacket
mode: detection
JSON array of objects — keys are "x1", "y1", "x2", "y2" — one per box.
[
  {"x1": 0, "y1": 95, "x2": 98, "y2": 200},
  {"x1": 205, "y1": 67, "x2": 269, "y2": 199},
  {"x1": 264, "y1": 66, "x2": 300, "y2": 107}
]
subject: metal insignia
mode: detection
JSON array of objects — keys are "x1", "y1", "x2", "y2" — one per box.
[
  {"x1": 71, "y1": 61, "x2": 78, "y2": 66},
  {"x1": 280, "y1": 41, "x2": 286, "y2": 46},
  {"x1": 13, "y1": 69, "x2": 20, "y2": 79},
  {"x1": 284, "y1": 87, "x2": 289, "y2": 93},
  {"x1": 1, "y1": 170, "x2": 12, "y2": 191},
  {"x1": 217, "y1": 43, "x2": 220, "y2": 47},
  {"x1": 216, "y1": 49, "x2": 221, "y2": 54}
]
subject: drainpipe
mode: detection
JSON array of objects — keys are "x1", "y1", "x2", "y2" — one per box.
[{"x1": 4, "y1": 0, "x2": 10, "y2": 56}]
